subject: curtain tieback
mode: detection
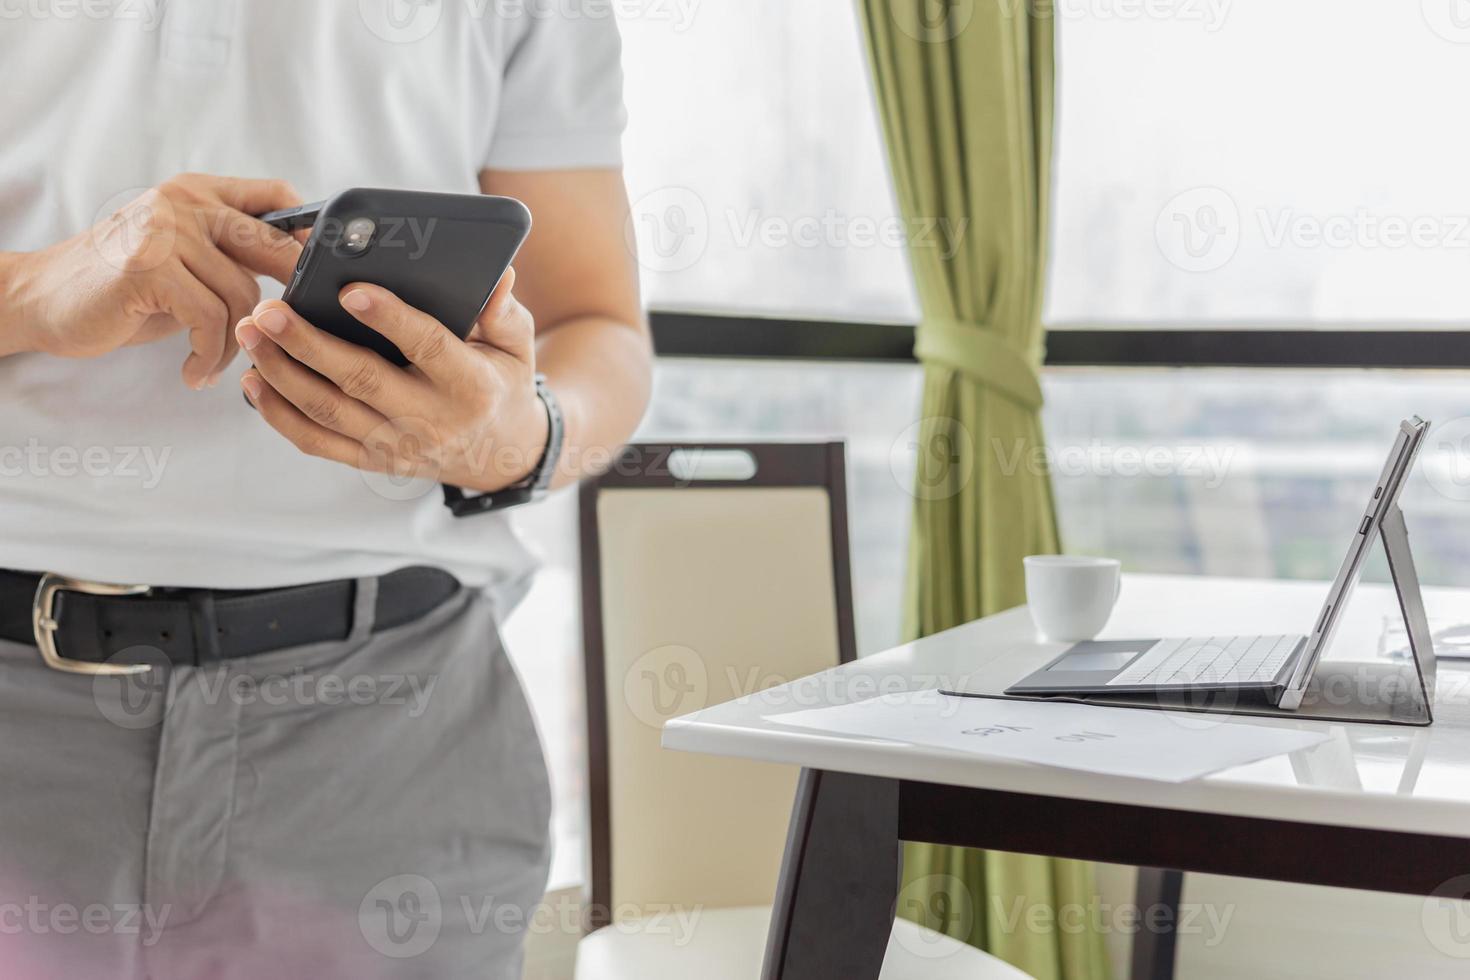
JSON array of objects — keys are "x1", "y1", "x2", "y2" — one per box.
[{"x1": 914, "y1": 317, "x2": 1044, "y2": 411}]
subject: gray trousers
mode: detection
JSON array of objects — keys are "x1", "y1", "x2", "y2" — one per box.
[{"x1": 0, "y1": 584, "x2": 551, "y2": 979}]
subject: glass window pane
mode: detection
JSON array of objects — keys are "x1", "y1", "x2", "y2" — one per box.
[
  {"x1": 618, "y1": 1, "x2": 919, "y2": 321},
  {"x1": 1044, "y1": 369, "x2": 1470, "y2": 586},
  {"x1": 1048, "y1": 1, "x2": 1470, "y2": 326}
]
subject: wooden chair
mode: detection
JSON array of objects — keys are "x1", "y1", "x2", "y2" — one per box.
[{"x1": 574, "y1": 442, "x2": 1033, "y2": 980}]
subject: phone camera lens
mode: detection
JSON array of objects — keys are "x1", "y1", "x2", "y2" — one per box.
[{"x1": 342, "y1": 217, "x2": 376, "y2": 253}]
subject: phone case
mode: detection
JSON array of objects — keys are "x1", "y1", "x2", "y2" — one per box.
[{"x1": 281, "y1": 188, "x2": 531, "y2": 366}]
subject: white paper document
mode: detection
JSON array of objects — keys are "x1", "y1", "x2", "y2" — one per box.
[{"x1": 770, "y1": 690, "x2": 1330, "y2": 783}]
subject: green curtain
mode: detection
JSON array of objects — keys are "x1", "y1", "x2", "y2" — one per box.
[{"x1": 855, "y1": 1, "x2": 1111, "y2": 978}]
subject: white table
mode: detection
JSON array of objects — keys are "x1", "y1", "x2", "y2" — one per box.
[{"x1": 663, "y1": 574, "x2": 1470, "y2": 980}]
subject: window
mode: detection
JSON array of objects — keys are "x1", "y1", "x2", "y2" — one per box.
[
  {"x1": 1044, "y1": 369, "x2": 1470, "y2": 585},
  {"x1": 1036, "y1": 3, "x2": 1470, "y2": 588},
  {"x1": 619, "y1": 1, "x2": 1470, "y2": 329},
  {"x1": 1048, "y1": 0, "x2": 1470, "y2": 325},
  {"x1": 618, "y1": 0, "x2": 918, "y2": 321}
]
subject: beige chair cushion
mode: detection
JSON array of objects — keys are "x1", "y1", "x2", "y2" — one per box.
[
  {"x1": 574, "y1": 906, "x2": 1036, "y2": 980},
  {"x1": 596, "y1": 487, "x2": 843, "y2": 913}
]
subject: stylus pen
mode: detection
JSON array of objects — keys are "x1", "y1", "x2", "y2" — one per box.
[{"x1": 256, "y1": 201, "x2": 326, "y2": 232}]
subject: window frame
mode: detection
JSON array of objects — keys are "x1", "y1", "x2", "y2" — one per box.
[{"x1": 650, "y1": 310, "x2": 1470, "y2": 369}]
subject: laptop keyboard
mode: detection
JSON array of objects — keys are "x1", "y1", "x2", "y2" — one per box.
[{"x1": 1106, "y1": 634, "x2": 1304, "y2": 688}]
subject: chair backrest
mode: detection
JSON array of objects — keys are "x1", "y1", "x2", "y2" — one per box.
[{"x1": 579, "y1": 442, "x2": 857, "y2": 927}]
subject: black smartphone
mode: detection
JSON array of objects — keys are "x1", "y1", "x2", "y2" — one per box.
[{"x1": 257, "y1": 188, "x2": 531, "y2": 366}]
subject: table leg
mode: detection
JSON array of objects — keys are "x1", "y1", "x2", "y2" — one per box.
[
  {"x1": 761, "y1": 769, "x2": 901, "y2": 980},
  {"x1": 1130, "y1": 868, "x2": 1183, "y2": 980}
]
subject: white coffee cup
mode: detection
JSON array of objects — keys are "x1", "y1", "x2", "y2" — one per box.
[{"x1": 1023, "y1": 555, "x2": 1122, "y2": 642}]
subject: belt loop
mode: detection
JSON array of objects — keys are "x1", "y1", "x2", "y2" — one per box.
[
  {"x1": 347, "y1": 577, "x2": 379, "y2": 643},
  {"x1": 188, "y1": 591, "x2": 222, "y2": 665}
]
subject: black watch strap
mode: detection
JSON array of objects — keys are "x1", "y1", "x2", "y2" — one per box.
[{"x1": 442, "y1": 374, "x2": 564, "y2": 518}]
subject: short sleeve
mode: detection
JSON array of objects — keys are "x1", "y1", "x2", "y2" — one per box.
[{"x1": 486, "y1": 3, "x2": 628, "y2": 170}]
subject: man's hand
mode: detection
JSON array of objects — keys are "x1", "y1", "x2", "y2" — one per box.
[
  {"x1": 0, "y1": 174, "x2": 304, "y2": 388},
  {"x1": 235, "y1": 270, "x2": 551, "y2": 493}
]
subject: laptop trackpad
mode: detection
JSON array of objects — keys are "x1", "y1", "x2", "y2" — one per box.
[
  {"x1": 1050, "y1": 646, "x2": 1147, "y2": 673},
  {"x1": 1002, "y1": 639, "x2": 1158, "y2": 694}
]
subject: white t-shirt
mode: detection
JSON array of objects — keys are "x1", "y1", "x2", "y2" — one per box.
[{"x1": 0, "y1": 1, "x2": 626, "y2": 596}]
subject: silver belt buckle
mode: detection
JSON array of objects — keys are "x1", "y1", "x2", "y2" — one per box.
[{"x1": 32, "y1": 573, "x2": 153, "y2": 676}]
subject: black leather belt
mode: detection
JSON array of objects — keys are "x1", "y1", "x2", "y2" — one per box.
[{"x1": 0, "y1": 566, "x2": 460, "y2": 673}]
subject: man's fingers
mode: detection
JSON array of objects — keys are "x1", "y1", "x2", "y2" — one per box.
[
  {"x1": 177, "y1": 177, "x2": 304, "y2": 284},
  {"x1": 152, "y1": 263, "x2": 231, "y2": 389},
  {"x1": 485, "y1": 266, "x2": 515, "y2": 314},
  {"x1": 338, "y1": 283, "x2": 469, "y2": 382},
  {"x1": 236, "y1": 318, "x2": 389, "y2": 442},
  {"x1": 209, "y1": 177, "x2": 302, "y2": 217},
  {"x1": 248, "y1": 300, "x2": 418, "y2": 417},
  {"x1": 180, "y1": 241, "x2": 261, "y2": 382},
  {"x1": 124, "y1": 313, "x2": 186, "y2": 348},
  {"x1": 241, "y1": 370, "x2": 367, "y2": 469},
  {"x1": 215, "y1": 219, "x2": 304, "y2": 285}
]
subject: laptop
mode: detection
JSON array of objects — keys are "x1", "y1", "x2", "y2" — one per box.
[{"x1": 1005, "y1": 417, "x2": 1430, "y2": 710}]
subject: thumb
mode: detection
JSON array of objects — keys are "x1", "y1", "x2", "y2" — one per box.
[
  {"x1": 468, "y1": 268, "x2": 535, "y2": 363},
  {"x1": 219, "y1": 225, "x2": 304, "y2": 285},
  {"x1": 206, "y1": 177, "x2": 305, "y2": 284},
  {"x1": 210, "y1": 176, "x2": 303, "y2": 215}
]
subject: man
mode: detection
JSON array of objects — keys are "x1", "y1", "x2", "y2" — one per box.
[{"x1": 0, "y1": 3, "x2": 649, "y2": 977}]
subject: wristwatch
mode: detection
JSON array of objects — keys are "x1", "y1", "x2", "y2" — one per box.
[{"x1": 442, "y1": 374, "x2": 564, "y2": 517}]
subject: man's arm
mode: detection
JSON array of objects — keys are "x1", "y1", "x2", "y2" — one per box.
[
  {"x1": 478, "y1": 168, "x2": 651, "y2": 487},
  {"x1": 476, "y1": 170, "x2": 649, "y2": 487},
  {"x1": 0, "y1": 252, "x2": 39, "y2": 358}
]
